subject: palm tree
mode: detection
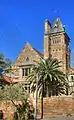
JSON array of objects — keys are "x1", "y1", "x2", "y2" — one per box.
[{"x1": 27, "y1": 59, "x2": 68, "y2": 119}]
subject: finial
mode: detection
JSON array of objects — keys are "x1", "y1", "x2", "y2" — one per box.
[{"x1": 45, "y1": 19, "x2": 49, "y2": 22}]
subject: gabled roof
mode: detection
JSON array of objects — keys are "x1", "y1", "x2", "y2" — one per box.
[
  {"x1": 33, "y1": 48, "x2": 43, "y2": 58},
  {"x1": 1, "y1": 74, "x2": 12, "y2": 84},
  {"x1": 0, "y1": 74, "x2": 18, "y2": 84},
  {"x1": 53, "y1": 18, "x2": 63, "y2": 28},
  {"x1": 25, "y1": 42, "x2": 43, "y2": 58},
  {"x1": 13, "y1": 42, "x2": 43, "y2": 66},
  {"x1": 51, "y1": 17, "x2": 65, "y2": 33},
  {"x1": 24, "y1": 42, "x2": 43, "y2": 58}
]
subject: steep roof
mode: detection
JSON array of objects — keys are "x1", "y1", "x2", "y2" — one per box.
[
  {"x1": 1, "y1": 74, "x2": 12, "y2": 84},
  {"x1": 33, "y1": 48, "x2": 43, "y2": 58},
  {"x1": 0, "y1": 74, "x2": 18, "y2": 84},
  {"x1": 23, "y1": 42, "x2": 43, "y2": 58},
  {"x1": 13, "y1": 42, "x2": 43, "y2": 66},
  {"x1": 51, "y1": 17, "x2": 65, "y2": 34},
  {"x1": 53, "y1": 18, "x2": 64, "y2": 28}
]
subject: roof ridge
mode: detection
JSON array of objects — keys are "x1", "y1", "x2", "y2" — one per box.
[{"x1": 33, "y1": 48, "x2": 44, "y2": 58}]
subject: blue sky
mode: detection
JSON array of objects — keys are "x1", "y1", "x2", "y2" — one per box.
[{"x1": 0, "y1": 0, "x2": 74, "y2": 66}]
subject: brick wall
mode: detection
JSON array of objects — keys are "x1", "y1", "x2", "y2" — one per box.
[
  {"x1": 0, "y1": 96, "x2": 74, "y2": 119},
  {"x1": 0, "y1": 101, "x2": 15, "y2": 120},
  {"x1": 37, "y1": 96, "x2": 74, "y2": 117}
]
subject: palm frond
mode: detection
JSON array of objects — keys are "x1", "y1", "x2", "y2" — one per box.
[{"x1": 27, "y1": 59, "x2": 68, "y2": 96}]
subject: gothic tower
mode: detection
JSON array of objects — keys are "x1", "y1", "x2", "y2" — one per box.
[{"x1": 44, "y1": 18, "x2": 70, "y2": 74}]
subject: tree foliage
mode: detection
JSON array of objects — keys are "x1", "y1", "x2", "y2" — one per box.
[
  {"x1": 0, "y1": 53, "x2": 12, "y2": 88},
  {"x1": 0, "y1": 52, "x2": 12, "y2": 74},
  {"x1": 27, "y1": 59, "x2": 68, "y2": 96},
  {"x1": 27, "y1": 59, "x2": 68, "y2": 119},
  {"x1": 0, "y1": 83, "x2": 34, "y2": 120},
  {"x1": 0, "y1": 83, "x2": 28, "y2": 101}
]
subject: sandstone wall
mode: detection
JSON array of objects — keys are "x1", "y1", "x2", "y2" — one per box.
[
  {"x1": 0, "y1": 96, "x2": 74, "y2": 119},
  {"x1": 37, "y1": 96, "x2": 74, "y2": 117}
]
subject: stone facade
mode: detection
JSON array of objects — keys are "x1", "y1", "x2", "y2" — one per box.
[
  {"x1": 44, "y1": 18, "x2": 70, "y2": 74},
  {"x1": 37, "y1": 96, "x2": 74, "y2": 117},
  {"x1": 0, "y1": 18, "x2": 73, "y2": 119},
  {"x1": 68, "y1": 68, "x2": 74, "y2": 94},
  {"x1": 12, "y1": 18, "x2": 70, "y2": 81},
  {"x1": 1, "y1": 96, "x2": 74, "y2": 119},
  {"x1": 12, "y1": 42, "x2": 43, "y2": 82}
]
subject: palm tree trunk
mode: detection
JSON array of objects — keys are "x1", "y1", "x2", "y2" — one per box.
[
  {"x1": 34, "y1": 73, "x2": 38, "y2": 120},
  {"x1": 41, "y1": 83, "x2": 44, "y2": 119}
]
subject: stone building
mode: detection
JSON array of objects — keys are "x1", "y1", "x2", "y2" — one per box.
[
  {"x1": 12, "y1": 42, "x2": 43, "y2": 82},
  {"x1": 12, "y1": 17, "x2": 70, "y2": 82},
  {"x1": 0, "y1": 18, "x2": 73, "y2": 120},
  {"x1": 44, "y1": 18, "x2": 70, "y2": 74},
  {"x1": 68, "y1": 68, "x2": 74, "y2": 94}
]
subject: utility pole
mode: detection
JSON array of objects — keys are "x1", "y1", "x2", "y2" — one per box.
[{"x1": 34, "y1": 73, "x2": 38, "y2": 120}]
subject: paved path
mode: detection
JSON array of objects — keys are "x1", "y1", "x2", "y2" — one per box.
[{"x1": 43, "y1": 116, "x2": 74, "y2": 120}]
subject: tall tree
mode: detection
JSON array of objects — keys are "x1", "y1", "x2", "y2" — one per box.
[
  {"x1": 0, "y1": 53, "x2": 6, "y2": 88},
  {"x1": 0, "y1": 52, "x2": 12, "y2": 74},
  {"x1": 0, "y1": 53, "x2": 12, "y2": 88},
  {"x1": 0, "y1": 53, "x2": 5, "y2": 71},
  {"x1": 4, "y1": 58, "x2": 12, "y2": 73},
  {"x1": 27, "y1": 59, "x2": 68, "y2": 119}
]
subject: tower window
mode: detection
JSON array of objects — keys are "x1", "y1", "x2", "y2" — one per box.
[{"x1": 52, "y1": 37, "x2": 61, "y2": 44}]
